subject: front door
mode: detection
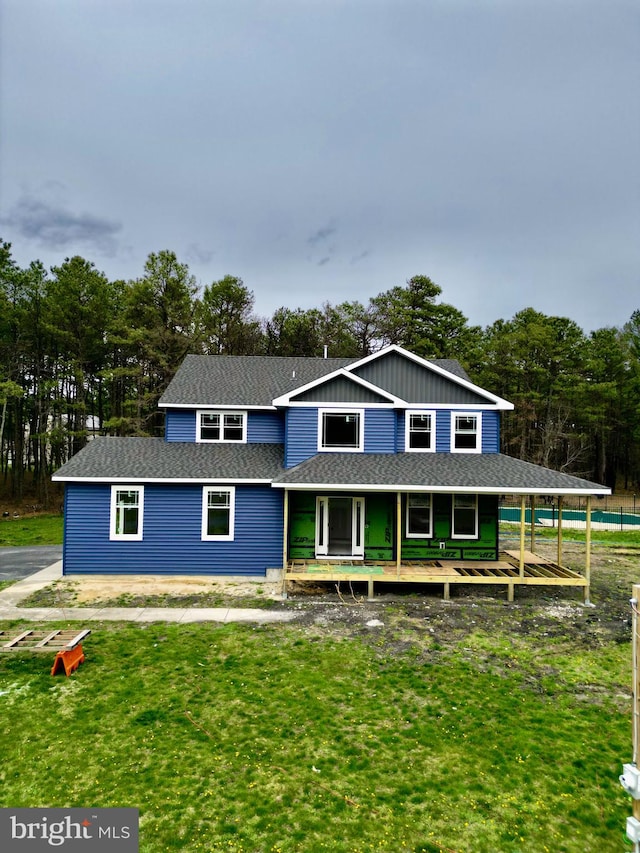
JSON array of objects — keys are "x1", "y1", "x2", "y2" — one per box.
[{"x1": 315, "y1": 497, "x2": 365, "y2": 558}]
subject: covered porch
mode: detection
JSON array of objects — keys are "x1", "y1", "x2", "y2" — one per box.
[
  {"x1": 283, "y1": 493, "x2": 597, "y2": 602},
  {"x1": 273, "y1": 453, "x2": 609, "y2": 602}
]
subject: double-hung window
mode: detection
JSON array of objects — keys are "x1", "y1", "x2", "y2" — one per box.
[
  {"x1": 110, "y1": 486, "x2": 144, "y2": 540},
  {"x1": 318, "y1": 409, "x2": 364, "y2": 452},
  {"x1": 406, "y1": 411, "x2": 435, "y2": 451},
  {"x1": 452, "y1": 495, "x2": 478, "y2": 538},
  {"x1": 197, "y1": 411, "x2": 246, "y2": 443},
  {"x1": 451, "y1": 413, "x2": 482, "y2": 453},
  {"x1": 406, "y1": 493, "x2": 433, "y2": 538},
  {"x1": 201, "y1": 487, "x2": 235, "y2": 540}
]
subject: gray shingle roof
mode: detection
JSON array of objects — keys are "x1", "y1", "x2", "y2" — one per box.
[
  {"x1": 430, "y1": 359, "x2": 471, "y2": 381},
  {"x1": 159, "y1": 352, "x2": 473, "y2": 407},
  {"x1": 273, "y1": 452, "x2": 609, "y2": 495},
  {"x1": 52, "y1": 437, "x2": 284, "y2": 482},
  {"x1": 159, "y1": 355, "x2": 352, "y2": 407},
  {"x1": 53, "y1": 438, "x2": 609, "y2": 495}
]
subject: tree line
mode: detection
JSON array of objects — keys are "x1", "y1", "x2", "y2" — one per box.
[{"x1": 1, "y1": 240, "x2": 639, "y2": 506}]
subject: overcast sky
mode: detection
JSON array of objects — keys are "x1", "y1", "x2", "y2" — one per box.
[{"x1": 1, "y1": 0, "x2": 638, "y2": 333}]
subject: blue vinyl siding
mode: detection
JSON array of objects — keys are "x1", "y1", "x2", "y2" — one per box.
[
  {"x1": 285, "y1": 408, "x2": 318, "y2": 467},
  {"x1": 482, "y1": 410, "x2": 500, "y2": 453},
  {"x1": 435, "y1": 411, "x2": 450, "y2": 452},
  {"x1": 285, "y1": 407, "x2": 396, "y2": 466},
  {"x1": 396, "y1": 412, "x2": 405, "y2": 452},
  {"x1": 165, "y1": 409, "x2": 196, "y2": 442},
  {"x1": 363, "y1": 410, "x2": 396, "y2": 453},
  {"x1": 62, "y1": 483, "x2": 283, "y2": 576},
  {"x1": 165, "y1": 409, "x2": 284, "y2": 443},
  {"x1": 247, "y1": 411, "x2": 284, "y2": 443}
]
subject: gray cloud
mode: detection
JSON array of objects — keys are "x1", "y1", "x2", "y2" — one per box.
[
  {"x1": 1, "y1": 1, "x2": 638, "y2": 332},
  {"x1": 350, "y1": 250, "x2": 371, "y2": 265},
  {"x1": 307, "y1": 223, "x2": 337, "y2": 246},
  {"x1": 2, "y1": 195, "x2": 122, "y2": 256}
]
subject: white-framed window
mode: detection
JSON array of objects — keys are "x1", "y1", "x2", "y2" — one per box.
[
  {"x1": 450, "y1": 412, "x2": 482, "y2": 453},
  {"x1": 201, "y1": 486, "x2": 235, "y2": 541},
  {"x1": 452, "y1": 494, "x2": 478, "y2": 538},
  {"x1": 318, "y1": 409, "x2": 364, "y2": 452},
  {"x1": 197, "y1": 410, "x2": 247, "y2": 443},
  {"x1": 110, "y1": 486, "x2": 144, "y2": 541},
  {"x1": 406, "y1": 493, "x2": 433, "y2": 538},
  {"x1": 406, "y1": 410, "x2": 436, "y2": 452}
]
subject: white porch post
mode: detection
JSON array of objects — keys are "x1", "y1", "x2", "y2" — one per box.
[
  {"x1": 530, "y1": 495, "x2": 536, "y2": 552},
  {"x1": 557, "y1": 496, "x2": 563, "y2": 566},
  {"x1": 519, "y1": 495, "x2": 526, "y2": 577},
  {"x1": 585, "y1": 495, "x2": 592, "y2": 604}
]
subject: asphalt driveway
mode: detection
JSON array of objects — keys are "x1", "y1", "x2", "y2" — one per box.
[{"x1": 0, "y1": 546, "x2": 63, "y2": 581}]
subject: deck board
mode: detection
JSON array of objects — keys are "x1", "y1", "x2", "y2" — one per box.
[{"x1": 286, "y1": 551, "x2": 587, "y2": 597}]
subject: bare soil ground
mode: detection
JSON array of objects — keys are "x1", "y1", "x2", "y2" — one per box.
[{"x1": 21, "y1": 541, "x2": 639, "y2": 653}]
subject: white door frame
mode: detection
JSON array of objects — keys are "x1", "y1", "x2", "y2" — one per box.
[{"x1": 315, "y1": 496, "x2": 365, "y2": 559}]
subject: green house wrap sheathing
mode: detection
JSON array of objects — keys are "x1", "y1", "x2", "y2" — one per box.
[{"x1": 287, "y1": 492, "x2": 499, "y2": 561}]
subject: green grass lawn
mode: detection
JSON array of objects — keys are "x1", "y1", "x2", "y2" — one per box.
[
  {"x1": 500, "y1": 524, "x2": 640, "y2": 549},
  {"x1": 0, "y1": 617, "x2": 633, "y2": 853},
  {"x1": 0, "y1": 514, "x2": 63, "y2": 546}
]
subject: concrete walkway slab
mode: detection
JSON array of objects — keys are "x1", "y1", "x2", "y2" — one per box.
[{"x1": 0, "y1": 560, "x2": 297, "y2": 624}]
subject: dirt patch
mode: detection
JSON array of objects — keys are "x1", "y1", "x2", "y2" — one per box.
[
  {"x1": 23, "y1": 575, "x2": 283, "y2": 609},
  {"x1": 18, "y1": 540, "x2": 640, "y2": 650}
]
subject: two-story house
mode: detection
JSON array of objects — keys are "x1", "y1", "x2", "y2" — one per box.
[{"x1": 52, "y1": 345, "x2": 610, "y2": 600}]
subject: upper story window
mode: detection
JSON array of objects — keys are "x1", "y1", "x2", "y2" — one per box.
[
  {"x1": 406, "y1": 411, "x2": 435, "y2": 452},
  {"x1": 110, "y1": 486, "x2": 144, "y2": 541},
  {"x1": 406, "y1": 493, "x2": 433, "y2": 538},
  {"x1": 318, "y1": 409, "x2": 364, "y2": 452},
  {"x1": 197, "y1": 410, "x2": 247, "y2": 443},
  {"x1": 451, "y1": 413, "x2": 482, "y2": 453}
]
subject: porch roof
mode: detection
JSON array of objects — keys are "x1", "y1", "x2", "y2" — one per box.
[{"x1": 272, "y1": 452, "x2": 610, "y2": 496}]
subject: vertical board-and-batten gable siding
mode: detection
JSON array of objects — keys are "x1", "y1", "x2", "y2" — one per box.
[
  {"x1": 351, "y1": 351, "x2": 486, "y2": 404},
  {"x1": 289, "y1": 375, "x2": 391, "y2": 404},
  {"x1": 62, "y1": 483, "x2": 283, "y2": 575},
  {"x1": 284, "y1": 408, "x2": 396, "y2": 468},
  {"x1": 165, "y1": 410, "x2": 284, "y2": 443}
]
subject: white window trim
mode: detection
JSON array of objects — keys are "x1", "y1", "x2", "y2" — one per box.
[
  {"x1": 317, "y1": 408, "x2": 364, "y2": 453},
  {"x1": 201, "y1": 486, "x2": 236, "y2": 541},
  {"x1": 196, "y1": 410, "x2": 247, "y2": 444},
  {"x1": 451, "y1": 494, "x2": 479, "y2": 539},
  {"x1": 405, "y1": 410, "x2": 436, "y2": 453},
  {"x1": 406, "y1": 493, "x2": 433, "y2": 539},
  {"x1": 110, "y1": 485, "x2": 144, "y2": 541},
  {"x1": 450, "y1": 411, "x2": 482, "y2": 453}
]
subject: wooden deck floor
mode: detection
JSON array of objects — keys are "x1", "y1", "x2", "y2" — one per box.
[{"x1": 286, "y1": 552, "x2": 587, "y2": 601}]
